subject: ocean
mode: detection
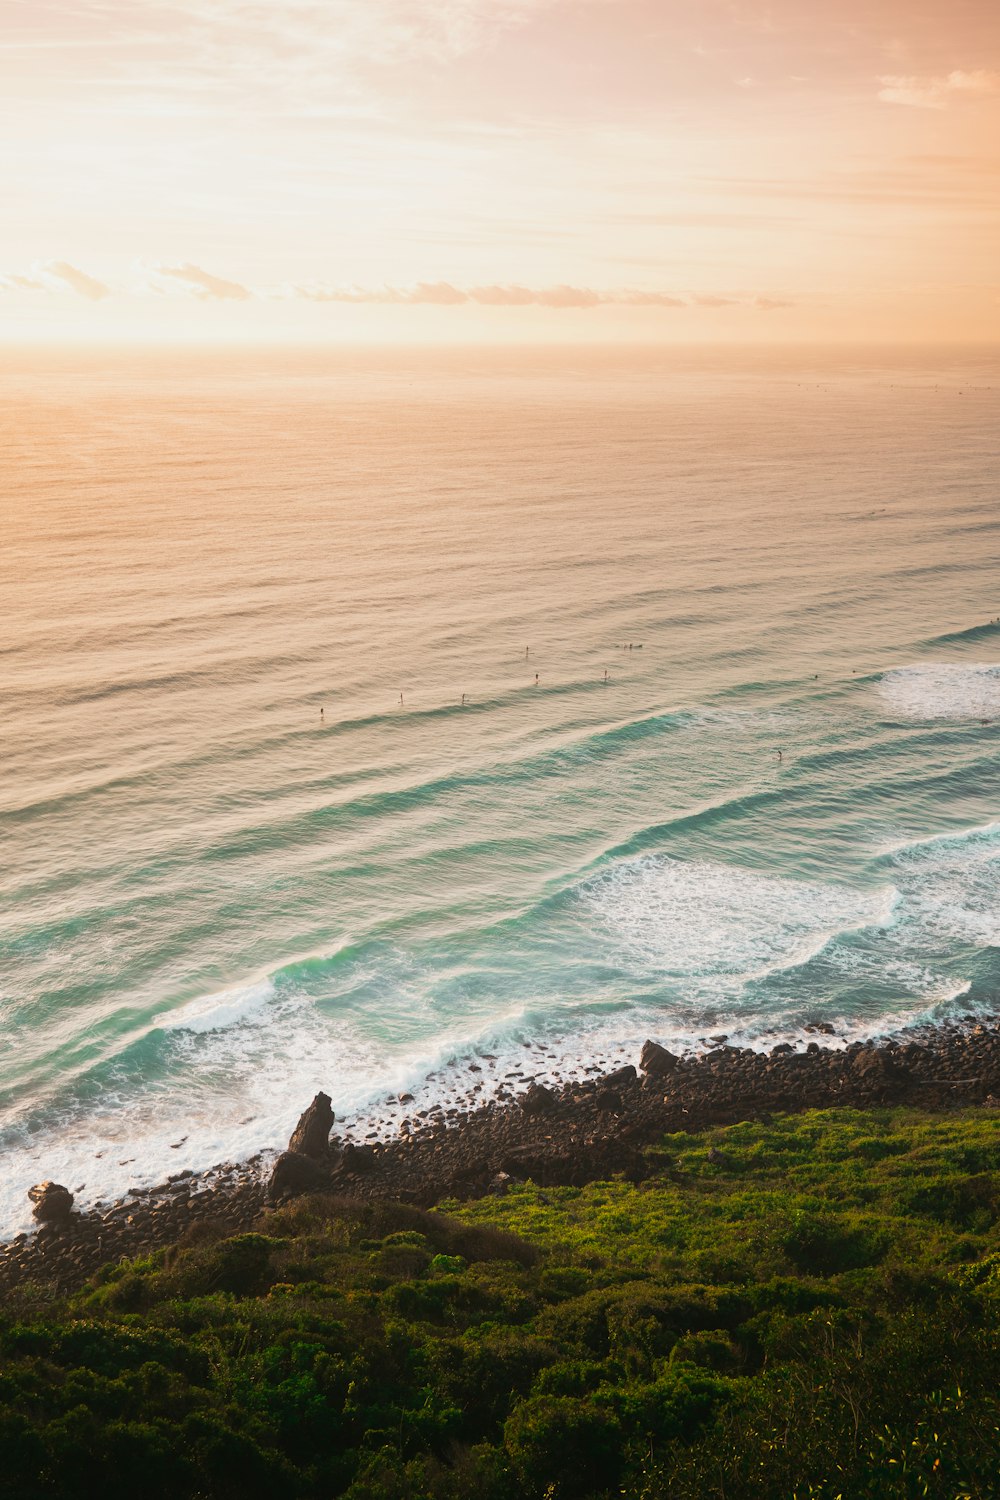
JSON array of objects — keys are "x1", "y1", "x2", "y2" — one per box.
[{"x1": 2, "y1": 343, "x2": 998, "y2": 1235}]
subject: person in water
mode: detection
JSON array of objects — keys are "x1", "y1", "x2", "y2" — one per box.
[{"x1": 535, "y1": 673, "x2": 539, "y2": 685}]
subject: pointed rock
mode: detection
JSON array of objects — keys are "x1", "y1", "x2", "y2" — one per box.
[{"x1": 288, "y1": 1091, "x2": 335, "y2": 1158}]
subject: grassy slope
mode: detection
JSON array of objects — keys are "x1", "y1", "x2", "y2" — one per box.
[{"x1": 1, "y1": 1108, "x2": 999, "y2": 1500}]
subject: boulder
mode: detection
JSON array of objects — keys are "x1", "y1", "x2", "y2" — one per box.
[
  {"x1": 28, "y1": 1181, "x2": 74, "y2": 1223},
  {"x1": 287, "y1": 1091, "x2": 335, "y2": 1158},
  {"x1": 520, "y1": 1083, "x2": 556, "y2": 1116},
  {"x1": 595, "y1": 1087, "x2": 624, "y2": 1115},
  {"x1": 852, "y1": 1047, "x2": 907, "y2": 1083},
  {"x1": 604, "y1": 1064, "x2": 638, "y2": 1089},
  {"x1": 640, "y1": 1040, "x2": 678, "y2": 1077},
  {"x1": 268, "y1": 1151, "x2": 327, "y2": 1202}
]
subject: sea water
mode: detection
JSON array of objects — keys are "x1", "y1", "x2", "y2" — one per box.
[{"x1": 2, "y1": 344, "x2": 998, "y2": 1234}]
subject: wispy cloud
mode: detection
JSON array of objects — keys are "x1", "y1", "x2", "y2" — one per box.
[
  {"x1": 754, "y1": 296, "x2": 791, "y2": 310},
  {"x1": 149, "y1": 263, "x2": 253, "y2": 299},
  {"x1": 0, "y1": 262, "x2": 790, "y2": 314},
  {"x1": 40, "y1": 261, "x2": 111, "y2": 300},
  {"x1": 0, "y1": 272, "x2": 47, "y2": 291},
  {"x1": 295, "y1": 281, "x2": 717, "y2": 309},
  {"x1": 877, "y1": 69, "x2": 999, "y2": 110}
]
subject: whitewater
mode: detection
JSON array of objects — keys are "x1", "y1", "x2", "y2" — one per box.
[{"x1": 1, "y1": 344, "x2": 999, "y2": 1235}]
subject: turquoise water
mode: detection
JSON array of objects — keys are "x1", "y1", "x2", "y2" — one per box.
[{"x1": 2, "y1": 345, "x2": 999, "y2": 1232}]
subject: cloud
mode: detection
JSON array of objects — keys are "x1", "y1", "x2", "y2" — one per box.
[
  {"x1": 0, "y1": 273, "x2": 47, "y2": 292},
  {"x1": 0, "y1": 264, "x2": 787, "y2": 315},
  {"x1": 41, "y1": 261, "x2": 111, "y2": 300},
  {"x1": 295, "y1": 280, "x2": 468, "y2": 304},
  {"x1": 615, "y1": 290, "x2": 686, "y2": 307},
  {"x1": 151, "y1": 263, "x2": 252, "y2": 299},
  {"x1": 877, "y1": 69, "x2": 999, "y2": 109},
  {"x1": 295, "y1": 281, "x2": 694, "y2": 309}
]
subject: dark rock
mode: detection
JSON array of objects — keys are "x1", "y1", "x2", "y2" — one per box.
[
  {"x1": 268, "y1": 1151, "x2": 327, "y2": 1201},
  {"x1": 288, "y1": 1091, "x2": 335, "y2": 1158},
  {"x1": 595, "y1": 1087, "x2": 624, "y2": 1114},
  {"x1": 28, "y1": 1181, "x2": 74, "y2": 1223},
  {"x1": 341, "y1": 1143, "x2": 377, "y2": 1173},
  {"x1": 640, "y1": 1040, "x2": 678, "y2": 1077},
  {"x1": 852, "y1": 1047, "x2": 907, "y2": 1083},
  {"x1": 604, "y1": 1064, "x2": 638, "y2": 1089},
  {"x1": 520, "y1": 1083, "x2": 556, "y2": 1116}
]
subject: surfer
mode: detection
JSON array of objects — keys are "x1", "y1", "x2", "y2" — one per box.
[
  {"x1": 399, "y1": 693, "x2": 404, "y2": 706},
  {"x1": 534, "y1": 673, "x2": 539, "y2": 685},
  {"x1": 777, "y1": 748, "x2": 783, "y2": 760},
  {"x1": 461, "y1": 693, "x2": 466, "y2": 706}
]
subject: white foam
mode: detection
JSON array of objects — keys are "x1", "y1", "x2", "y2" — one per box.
[
  {"x1": 877, "y1": 820, "x2": 1000, "y2": 856},
  {"x1": 888, "y1": 832, "x2": 1000, "y2": 948},
  {"x1": 154, "y1": 978, "x2": 276, "y2": 1034},
  {"x1": 581, "y1": 856, "x2": 894, "y2": 988},
  {"x1": 877, "y1": 663, "x2": 1000, "y2": 720}
]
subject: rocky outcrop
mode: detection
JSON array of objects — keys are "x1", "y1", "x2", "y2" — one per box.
[
  {"x1": 7, "y1": 1016, "x2": 1000, "y2": 1297},
  {"x1": 28, "y1": 1182, "x2": 74, "y2": 1224},
  {"x1": 640, "y1": 1040, "x2": 678, "y2": 1077},
  {"x1": 287, "y1": 1092, "x2": 335, "y2": 1158}
]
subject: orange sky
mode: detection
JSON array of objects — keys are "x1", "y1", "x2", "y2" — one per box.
[{"x1": 1, "y1": 0, "x2": 998, "y2": 342}]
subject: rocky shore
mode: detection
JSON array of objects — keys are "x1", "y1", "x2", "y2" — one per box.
[{"x1": 3, "y1": 1017, "x2": 999, "y2": 1296}]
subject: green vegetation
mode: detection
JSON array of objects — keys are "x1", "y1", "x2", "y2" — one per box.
[{"x1": 2, "y1": 1107, "x2": 999, "y2": 1499}]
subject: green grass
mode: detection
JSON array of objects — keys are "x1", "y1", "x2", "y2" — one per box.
[{"x1": 1, "y1": 1107, "x2": 998, "y2": 1499}]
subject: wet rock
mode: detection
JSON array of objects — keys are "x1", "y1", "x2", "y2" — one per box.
[
  {"x1": 288, "y1": 1091, "x2": 335, "y2": 1158},
  {"x1": 520, "y1": 1083, "x2": 556, "y2": 1116},
  {"x1": 28, "y1": 1181, "x2": 74, "y2": 1223},
  {"x1": 268, "y1": 1151, "x2": 327, "y2": 1202},
  {"x1": 640, "y1": 1040, "x2": 678, "y2": 1077}
]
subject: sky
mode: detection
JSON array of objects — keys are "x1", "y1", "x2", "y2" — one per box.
[{"x1": 1, "y1": 0, "x2": 999, "y2": 343}]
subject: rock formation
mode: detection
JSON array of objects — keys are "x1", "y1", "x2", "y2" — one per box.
[
  {"x1": 287, "y1": 1091, "x2": 335, "y2": 1158},
  {"x1": 640, "y1": 1040, "x2": 678, "y2": 1077},
  {"x1": 28, "y1": 1181, "x2": 74, "y2": 1224}
]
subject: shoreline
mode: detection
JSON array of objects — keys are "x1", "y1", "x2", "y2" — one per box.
[{"x1": 3, "y1": 1013, "x2": 999, "y2": 1296}]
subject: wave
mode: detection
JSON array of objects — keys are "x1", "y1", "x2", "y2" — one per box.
[
  {"x1": 877, "y1": 820, "x2": 1000, "y2": 857},
  {"x1": 923, "y1": 619, "x2": 1000, "y2": 649},
  {"x1": 578, "y1": 855, "x2": 897, "y2": 984},
  {"x1": 876, "y1": 663, "x2": 1000, "y2": 721},
  {"x1": 153, "y1": 978, "x2": 276, "y2": 1034}
]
